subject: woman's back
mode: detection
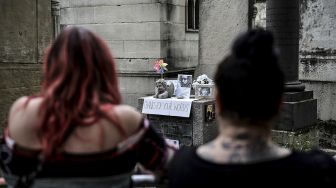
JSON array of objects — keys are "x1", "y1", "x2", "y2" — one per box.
[
  {"x1": 169, "y1": 147, "x2": 336, "y2": 187},
  {"x1": 1, "y1": 27, "x2": 172, "y2": 188},
  {"x1": 3, "y1": 96, "x2": 169, "y2": 187},
  {"x1": 7, "y1": 96, "x2": 142, "y2": 154}
]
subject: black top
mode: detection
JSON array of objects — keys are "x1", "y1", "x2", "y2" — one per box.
[
  {"x1": 0, "y1": 118, "x2": 168, "y2": 178},
  {"x1": 168, "y1": 147, "x2": 336, "y2": 187}
]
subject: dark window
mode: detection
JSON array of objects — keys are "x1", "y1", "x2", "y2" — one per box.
[
  {"x1": 186, "y1": 0, "x2": 199, "y2": 32},
  {"x1": 187, "y1": 0, "x2": 194, "y2": 29},
  {"x1": 195, "y1": 0, "x2": 199, "y2": 29}
]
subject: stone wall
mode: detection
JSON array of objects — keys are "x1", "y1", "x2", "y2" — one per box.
[
  {"x1": 300, "y1": 0, "x2": 336, "y2": 121},
  {"x1": 166, "y1": 0, "x2": 199, "y2": 70},
  {"x1": 59, "y1": 0, "x2": 199, "y2": 107},
  {"x1": 197, "y1": 0, "x2": 249, "y2": 78},
  {"x1": 254, "y1": 0, "x2": 336, "y2": 121},
  {"x1": 0, "y1": 0, "x2": 53, "y2": 128},
  {"x1": 252, "y1": 0, "x2": 336, "y2": 153}
]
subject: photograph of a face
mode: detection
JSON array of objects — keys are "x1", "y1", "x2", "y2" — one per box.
[
  {"x1": 195, "y1": 84, "x2": 214, "y2": 99},
  {"x1": 178, "y1": 74, "x2": 192, "y2": 88},
  {"x1": 175, "y1": 74, "x2": 192, "y2": 99},
  {"x1": 199, "y1": 87, "x2": 211, "y2": 96}
]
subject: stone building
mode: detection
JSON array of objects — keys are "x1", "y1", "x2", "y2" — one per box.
[
  {"x1": 59, "y1": 0, "x2": 200, "y2": 107},
  {"x1": 0, "y1": 0, "x2": 53, "y2": 125},
  {"x1": 0, "y1": 0, "x2": 200, "y2": 127}
]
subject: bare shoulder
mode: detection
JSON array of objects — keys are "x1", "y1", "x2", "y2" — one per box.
[
  {"x1": 113, "y1": 105, "x2": 143, "y2": 135},
  {"x1": 9, "y1": 96, "x2": 29, "y2": 114},
  {"x1": 9, "y1": 96, "x2": 43, "y2": 117},
  {"x1": 9, "y1": 96, "x2": 41, "y2": 121},
  {"x1": 8, "y1": 96, "x2": 43, "y2": 148}
]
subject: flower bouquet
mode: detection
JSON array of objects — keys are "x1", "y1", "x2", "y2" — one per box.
[
  {"x1": 192, "y1": 74, "x2": 214, "y2": 89},
  {"x1": 192, "y1": 74, "x2": 215, "y2": 99}
]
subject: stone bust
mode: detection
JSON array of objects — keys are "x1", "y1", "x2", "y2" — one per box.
[{"x1": 154, "y1": 79, "x2": 174, "y2": 99}]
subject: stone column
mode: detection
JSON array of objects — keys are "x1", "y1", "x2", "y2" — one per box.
[
  {"x1": 196, "y1": 0, "x2": 249, "y2": 79},
  {"x1": 267, "y1": 0, "x2": 305, "y2": 91},
  {"x1": 266, "y1": 0, "x2": 317, "y2": 130}
]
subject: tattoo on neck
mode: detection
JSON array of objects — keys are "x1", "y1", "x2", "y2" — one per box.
[
  {"x1": 222, "y1": 142, "x2": 231, "y2": 149},
  {"x1": 228, "y1": 150, "x2": 243, "y2": 162},
  {"x1": 221, "y1": 137, "x2": 276, "y2": 163},
  {"x1": 234, "y1": 133, "x2": 251, "y2": 140}
]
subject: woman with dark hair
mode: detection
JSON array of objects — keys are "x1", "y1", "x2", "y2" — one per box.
[
  {"x1": 168, "y1": 29, "x2": 336, "y2": 187},
  {"x1": 1, "y1": 26, "x2": 173, "y2": 188}
]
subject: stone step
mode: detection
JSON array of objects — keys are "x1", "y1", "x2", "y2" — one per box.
[{"x1": 321, "y1": 148, "x2": 336, "y2": 157}]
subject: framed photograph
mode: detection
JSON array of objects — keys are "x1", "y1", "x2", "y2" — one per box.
[
  {"x1": 195, "y1": 84, "x2": 214, "y2": 99},
  {"x1": 175, "y1": 74, "x2": 193, "y2": 99},
  {"x1": 177, "y1": 74, "x2": 192, "y2": 88}
]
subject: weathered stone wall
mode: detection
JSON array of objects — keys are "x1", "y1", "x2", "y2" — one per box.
[
  {"x1": 197, "y1": 0, "x2": 249, "y2": 78},
  {"x1": 299, "y1": 0, "x2": 336, "y2": 121},
  {"x1": 254, "y1": 0, "x2": 336, "y2": 121},
  {"x1": 59, "y1": 0, "x2": 199, "y2": 107},
  {"x1": 166, "y1": 0, "x2": 199, "y2": 69},
  {"x1": 0, "y1": 0, "x2": 52, "y2": 127},
  {"x1": 252, "y1": 0, "x2": 336, "y2": 153}
]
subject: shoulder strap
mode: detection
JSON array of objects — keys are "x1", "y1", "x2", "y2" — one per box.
[{"x1": 99, "y1": 104, "x2": 127, "y2": 137}]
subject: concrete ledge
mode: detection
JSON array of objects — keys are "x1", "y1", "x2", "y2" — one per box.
[
  {"x1": 302, "y1": 81, "x2": 336, "y2": 120},
  {"x1": 275, "y1": 91, "x2": 317, "y2": 131},
  {"x1": 282, "y1": 91, "x2": 313, "y2": 102},
  {"x1": 276, "y1": 98, "x2": 317, "y2": 131}
]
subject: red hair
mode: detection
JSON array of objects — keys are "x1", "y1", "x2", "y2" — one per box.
[{"x1": 35, "y1": 27, "x2": 123, "y2": 157}]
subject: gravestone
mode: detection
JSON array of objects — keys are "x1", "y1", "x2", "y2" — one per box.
[{"x1": 138, "y1": 97, "x2": 217, "y2": 147}]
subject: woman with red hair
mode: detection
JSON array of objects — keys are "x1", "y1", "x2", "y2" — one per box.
[{"x1": 1, "y1": 26, "x2": 173, "y2": 188}]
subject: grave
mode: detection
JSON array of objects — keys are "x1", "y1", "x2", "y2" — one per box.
[{"x1": 138, "y1": 97, "x2": 218, "y2": 147}]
